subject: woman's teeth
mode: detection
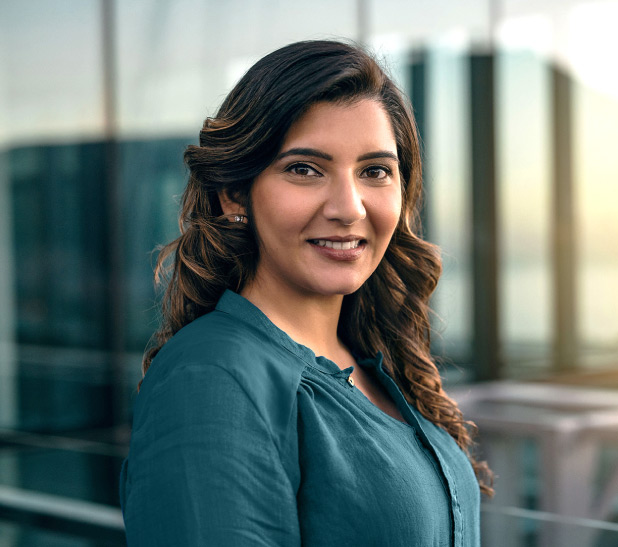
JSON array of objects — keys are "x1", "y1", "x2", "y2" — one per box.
[{"x1": 311, "y1": 239, "x2": 361, "y2": 250}]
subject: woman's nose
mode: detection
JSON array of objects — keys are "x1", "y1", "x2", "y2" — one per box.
[
  {"x1": 324, "y1": 173, "x2": 367, "y2": 225},
  {"x1": 322, "y1": 172, "x2": 367, "y2": 225}
]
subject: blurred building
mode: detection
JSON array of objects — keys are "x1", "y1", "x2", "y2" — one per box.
[{"x1": 0, "y1": 0, "x2": 617, "y2": 545}]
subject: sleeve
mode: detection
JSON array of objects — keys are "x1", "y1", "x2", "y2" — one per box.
[{"x1": 121, "y1": 362, "x2": 300, "y2": 546}]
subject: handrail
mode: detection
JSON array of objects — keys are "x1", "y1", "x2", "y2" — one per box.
[{"x1": 0, "y1": 485, "x2": 125, "y2": 544}]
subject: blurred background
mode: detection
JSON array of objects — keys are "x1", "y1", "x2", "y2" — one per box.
[{"x1": 0, "y1": 0, "x2": 617, "y2": 545}]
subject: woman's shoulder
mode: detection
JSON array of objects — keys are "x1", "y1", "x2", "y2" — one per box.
[
  {"x1": 155, "y1": 306, "x2": 266, "y2": 364},
  {"x1": 136, "y1": 307, "x2": 305, "y2": 446},
  {"x1": 149, "y1": 307, "x2": 303, "y2": 379}
]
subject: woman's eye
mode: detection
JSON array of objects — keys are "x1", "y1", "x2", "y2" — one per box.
[
  {"x1": 287, "y1": 163, "x2": 320, "y2": 177},
  {"x1": 363, "y1": 166, "x2": 391, "y2": 179}
]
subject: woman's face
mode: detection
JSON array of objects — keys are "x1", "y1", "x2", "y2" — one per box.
[{"x1": 244, "y1": 99, "x2": 402, "y2": 300}]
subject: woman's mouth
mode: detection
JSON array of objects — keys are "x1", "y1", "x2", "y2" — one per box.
[
  {"x1": 308, "y1": 239, "x2": 364, "y2": 250},
  {"x1": 307, "y1": 238, "x2": 367, "y2": 261}
]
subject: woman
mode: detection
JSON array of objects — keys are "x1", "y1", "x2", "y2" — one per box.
[{"x1": 120, "y1": 39, "x2": 492, "y2": 546}]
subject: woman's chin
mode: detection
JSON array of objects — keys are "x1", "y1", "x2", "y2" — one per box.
[{"x1": 307, "y1": 280, "x2": 367, "y2": 297}]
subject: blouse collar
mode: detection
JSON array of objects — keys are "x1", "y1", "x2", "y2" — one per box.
[{"x1": 215, "y1": 289, "x2": 384, "y2": 377}]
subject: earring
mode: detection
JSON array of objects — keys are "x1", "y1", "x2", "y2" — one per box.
[{"x1": 233, "y1": 215, "x2": 246, "y2": 223}]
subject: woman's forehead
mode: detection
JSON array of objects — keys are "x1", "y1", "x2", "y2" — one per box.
[{"x1": 279, "y1": 100, "x2": 397, "y2": 156}]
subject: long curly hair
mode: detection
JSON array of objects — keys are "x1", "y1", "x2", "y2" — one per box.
[{"x1": 141, "y1": 40, "x2": 493, "y2": 496}]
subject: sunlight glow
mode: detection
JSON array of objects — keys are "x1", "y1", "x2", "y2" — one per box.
[{"x1": 569, "y1": 1, "x2": 618, "y2": 99}]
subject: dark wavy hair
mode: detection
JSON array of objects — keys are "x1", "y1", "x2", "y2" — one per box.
[{"x1": 142, "y1": 39, "x2": 493, "y2": 496}]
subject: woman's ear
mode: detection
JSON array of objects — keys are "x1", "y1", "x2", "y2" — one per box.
[{"x1": 218, "y1": 190, "x2": 247, "y2": 217}]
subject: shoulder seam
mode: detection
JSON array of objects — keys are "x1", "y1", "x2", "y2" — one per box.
[
  {"x1": 179, "y1": 362, "x2": 294, "y2": 467},
  {"x1": 211, "y1": 362, "x2": 301, "y2": 496}
]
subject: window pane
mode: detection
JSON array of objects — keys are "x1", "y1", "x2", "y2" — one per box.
[
  {"x1": 571, "y1": 2, "x2": 618, "y2": 367},
  {"x1": 0, "y1": 0, "x2": 103, "y2": 143},
  {"x1": 497, "y1": 17, "x2": 552, "y2": 375}
]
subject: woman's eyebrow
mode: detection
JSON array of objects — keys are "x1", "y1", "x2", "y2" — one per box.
[
  {"x1": 275, "y1": 148, "x2": 398, "y2": 162},
  {"x1": 276, "y1": 148, "x2": 333, "y2": 161},
  {"x1": 356, "y1": 151, "x2": 398, "y2": 162}
]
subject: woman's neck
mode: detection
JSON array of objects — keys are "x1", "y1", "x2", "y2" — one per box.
[{"x1": 240, "y1": 279, "x2": 351, "y2": 366}]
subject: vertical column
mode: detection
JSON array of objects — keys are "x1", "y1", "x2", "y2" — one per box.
[
  {"x1": 0, "y1": 42, "x2": 17, "y2": 429},
  {"x1": 0, "y1": 61, "x2": 19, "y2": 546},
  {"x1": 409, "y1": 49, "x2": 430, "y2": 239},
  {"x1": 551, "y1": 65, "x2": 577, "y2": 373},
  {"x1": 480, "y1": 434, "x2": 525, "y2": 547},
  {"x1": 469, "y1": 52, "x2": 502, "y2": 381},
  {"x1": 0, "y1": 149, "x2": 17, "y2": 429},
  {"x1": 356, "y1": 0, "x2": 368, "y2": 46},
  {"x1": 538, "y1": 430, "x2": 596, "y2": 546},
  {"x1": 102, "y1": 0, "x2": 127, "y2": 428}
]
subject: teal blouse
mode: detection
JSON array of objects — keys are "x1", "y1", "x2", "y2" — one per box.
[{"x1": 120, "y1": 290, "x2": 480, "y2": 546}]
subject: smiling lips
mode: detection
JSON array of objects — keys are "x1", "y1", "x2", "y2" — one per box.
[
  {"x1": 307, "y1": 236, "x2": 367, "y2": 260},
  {"x1": 309, "y1": 239, "x2": 362, "y2": 249}
]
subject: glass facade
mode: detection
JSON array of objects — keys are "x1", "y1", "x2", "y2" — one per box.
[{"x1": 1, "y1": 0, "x2": 618, "y2": 545}]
